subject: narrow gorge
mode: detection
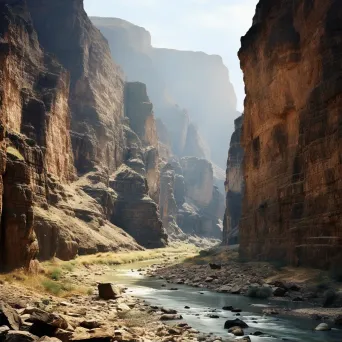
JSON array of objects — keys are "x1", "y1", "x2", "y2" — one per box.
[{"x1": 0, "y1": 1, "x2": 341, "y2": 341}]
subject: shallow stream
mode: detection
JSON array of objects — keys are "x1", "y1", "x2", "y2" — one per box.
[{"x1": 106, "y1": 261, "x2": 342, "y2": 342}]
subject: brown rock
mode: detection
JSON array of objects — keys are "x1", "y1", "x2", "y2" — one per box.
[
  {"x1": 97, "y1": 283, "x2": 121, "y2": 300},
  {"x1": 228, "y1": 326, "x2": 244, "y2": 336},
  {"x1": 239, "y1": 0, "x2": 342, "y2": 269},
  {"x1": 29, "y1": 309, "x2": 68, "y2": 337},
  {"x1": 0, "y1": 302, "x2": 22, "y2": 331},
  {"x1": 5, "y1": 331, "x2": 38, "y2": 342},
  {"x1": 110, "y1": 166, "x2": 168, "y2": 248}
]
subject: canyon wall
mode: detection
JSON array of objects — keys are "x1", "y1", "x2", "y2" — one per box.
[
  {"x1": 91, "y1": 17, "x2": 237, "y2": 168},
  {"x1": 91, "y1": 16, "x2": 229, "y2": 241},
  {"x1": 223, "y1": 115, "x2": 244, "y2": 245},
  {"x1": 159, "y1": 157, "x2": 224, "y2": 240},
  {"x1": 239, "y1": 0, "x2": 342, "y2": 268},
  {"x1": 0, "y1": 0, "x2": 170, "y2": 271}
]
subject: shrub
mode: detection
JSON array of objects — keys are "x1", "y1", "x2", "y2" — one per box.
[
  {"x1": 42, "y1": 280, "x2": 62, "y2": 295},
  {"x1": 247, "y1": 285, "x2": 273, "y2": 299},
  {"x1": 48, "y1": 268, "x2": 62, "y2": 281}
]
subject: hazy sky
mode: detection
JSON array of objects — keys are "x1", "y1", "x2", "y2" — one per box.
[{"x1": 84, "y1": 0, "x2": 258, "y2": 112}]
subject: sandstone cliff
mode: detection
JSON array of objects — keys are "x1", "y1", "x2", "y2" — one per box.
[
  {"x1": 0, "y1": 0, "x2": 172, "y2": 270},
  {"x1": 239, "y1": 0, "x2": 342, "y2": 268},
  {"x1": 90, "y1": 17, "x2": 236, "y2": 168},
  {"x1": 222, "y1": 115, "x2": 244, "y2": 245}
]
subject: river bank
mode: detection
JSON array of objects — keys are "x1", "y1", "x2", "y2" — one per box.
[
  {"x1": 0, "y1": 245, "x2": 231, "y2": 342},
  {"x1": 146, "y1": 246, "x2": 342, "y2": 325}
]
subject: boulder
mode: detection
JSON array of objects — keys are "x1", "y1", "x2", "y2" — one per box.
[
  {"x1": 224, "y1": 319, "x2": 248, "y2": 329},
  {"x1": 228, "y1": 326, "x2": 244, "y2": 336},
  {"x1": 315, "y1": 323, "x2": 330, "y2": 331},
  {"x1": 5, "y1": 331, "x2": 38, "y2": 342},
  {"x1": 98, "y1": 283, "x2": 121, "y2": 300},
  {"x1": 0, "y1": 303, "x2": 22, "y2": 330},
  {"x1": 273, "y1": 287, "x2": 287, "y2": 297},
  {"x1": 161, "y1": 308, "x2": 177, "y2": 315},
  {"x1": 29, "y1": 309, "x2": 68, "y2": 337}
]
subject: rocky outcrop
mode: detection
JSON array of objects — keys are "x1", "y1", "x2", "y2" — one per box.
[
  {"x1": 159, "y1": 158, "x2": 223, "y2": 240},
  {"x1": 223, "y1": 115, "x2": 244, "y2": 245},
  {"x1": 124, "y1": 82, "x2": 160, "y2": 202},
  {"x1": 239, "y1": 0, "x2": 342, "y2": 268},
  {"x1": 91, "y1": 17, "x2": 236, "y2": 168},
  {"x1": 110, "y1": 165, "x2": 167, "y2": 248}
]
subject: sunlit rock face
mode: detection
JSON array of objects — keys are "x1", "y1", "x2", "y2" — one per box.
[
  {"x1": 91, "y1": 17, "x2": 238, "y2": 168},
  {"x1": 0, "y1": 0, "x2": 168, "y2": 271},
  {"x1": 239, "y1": 0, "x2": 342, "y2": 269},
  {"x1": 222, "y1": 115, "x2": 244, "y2": 245},
  {"x1": 28, "y1": 0, "x2": 125, "y2": 174}
]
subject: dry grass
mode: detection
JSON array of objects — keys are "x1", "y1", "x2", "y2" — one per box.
[
  {"x1": 70, "y1": 242, "x2": 199, "y2": 267},
  {"x1": 0, "y1": 243, "x2": 199, "y2": 298},
  {"x1": 0, "y1": 264, "x2": 91, "y2": 298},
  {"x1": 6, "y1": 146, "x2": 24, "y2": 161}
]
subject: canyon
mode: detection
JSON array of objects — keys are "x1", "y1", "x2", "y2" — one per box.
[
  {"x1": 239, "y1": 0, "x2": 342, "y2": 269},
  {"x1": 0, "y1": 0, "x2": 233, "y2": 272},
  {"x1": 0, "y1": 0, "x2": 342, "y2": 341}
]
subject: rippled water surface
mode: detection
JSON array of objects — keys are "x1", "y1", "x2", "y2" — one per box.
[{"x1": 107, "y1": 261, "x2": 342, "y2": 342}]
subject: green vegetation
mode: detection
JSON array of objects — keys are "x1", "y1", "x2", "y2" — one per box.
[
  {"x1": 247, "y1": 285, "x2": 273, "y2": 299},
  {"x1": 6, "y1": 146, "x2": 24, "y2": 161},
  {"x1": 47, "y1": 267, "x2": 62, "y2": 281}
]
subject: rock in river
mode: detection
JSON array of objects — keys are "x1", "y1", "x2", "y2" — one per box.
[
  {"x1": 224, "y1": 319, "x2": 248, "y2": 329},
  {"x1": 315, "y1": 323, "x2": 331, "y2": 331}
]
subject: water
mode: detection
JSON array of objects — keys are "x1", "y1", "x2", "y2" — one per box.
[{"x1": 106, "y1": 262, "x2": 342, "y2": 342}]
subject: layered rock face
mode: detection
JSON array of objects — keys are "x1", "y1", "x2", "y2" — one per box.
[
  {"x1": 223, "y1": 115, "x2": 244, "y2": 245},
  {"x1": 110, "y1": 166, "x2": 167, "y2": 248},
  {"x1": 27, "y1": 0, "x2": 125, "y2": 173},
  {"x1": 0, "y1": 0, "x2": 169, "y2": 270},
  {"x1": 124, "y1": 82, "x2": 160, "y2": 202},
  {"x1": 159, "y1": 158, "x2": 224, "y2": 240},
  {"x1": 91, "y1": 17, "x2": 236, "y2": 168},
  {"x1": 106, "y1": 81, "x2": 167, "y2": 248},
  {"x1": 239, "y1": 0, "x2": 342, "y2": 268}
]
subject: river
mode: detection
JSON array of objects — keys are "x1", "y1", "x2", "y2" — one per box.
[{"x1": 105, "y1": 261, "x2": 342, "y2": 342}]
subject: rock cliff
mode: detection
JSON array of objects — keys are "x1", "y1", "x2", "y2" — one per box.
[
  {"x1": 223, "y1": 115, "x2": 244, "y2": 245},
  {"x1": 90, "y1": 17, "x2": 236, "y2": 168},
  {"x1": 159, "y1": 157, "x2": 224, "y2": 240},
  {"x1": 0, "y1": 0, "x2": 171, "y2": 271},
  {"x1": 239, "y1": 0, "x2": 342, "y2": 268}
]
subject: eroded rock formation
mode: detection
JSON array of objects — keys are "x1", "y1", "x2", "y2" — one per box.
[
  {"x1": 110, "y1": 166, "x2": 167, "y2": 248},
  {"x1": 239, "y1": 0, "x2": 342, "y2": 268},
  {"x1": 223, "y1": 115, "x2": 244, "y2": 245},
  {"x1": 159, "y1": 157, "x2": 224, "y2": 240}
]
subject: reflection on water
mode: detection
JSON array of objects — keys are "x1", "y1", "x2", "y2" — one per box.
[{"x1": 106, "y1": 262, "x2": 342, "y2": 342}]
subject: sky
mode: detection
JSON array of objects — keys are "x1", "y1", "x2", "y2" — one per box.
[{"x1": 84, "y1": 0, "x2": 258, "y2": 112}]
